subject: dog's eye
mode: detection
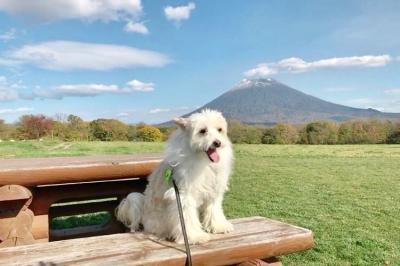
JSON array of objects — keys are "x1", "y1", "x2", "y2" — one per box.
[
  {"x1": 218, "y1": 128, "x2": 223, "y2": 133},
  {"x1": 199, "y1": 128, "x2": 207, "y2": 134}
]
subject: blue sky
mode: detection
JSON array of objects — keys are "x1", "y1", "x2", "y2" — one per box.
[{"x1": 0, "y1": 0, "x2": 400, "y2": 123}]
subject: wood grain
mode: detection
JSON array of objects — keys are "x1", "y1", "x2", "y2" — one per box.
[
  {"x1": 0, "y1": 216, "x2": 314, "y2": 266},
  {"x1": 0, "y1": 154, "x2": 162, "y2": 186},
  {"x1": 0, "y1": 185, "x2": 35, "y2": 248}
]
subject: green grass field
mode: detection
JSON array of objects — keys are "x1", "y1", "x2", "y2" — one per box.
[{"x1": 1, "y1": 141, "x2": 399, "y2": 265}]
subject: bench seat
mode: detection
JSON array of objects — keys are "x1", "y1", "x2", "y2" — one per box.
[{"x1": 0, "y1": 216, "x2": 314, "y2": 266}]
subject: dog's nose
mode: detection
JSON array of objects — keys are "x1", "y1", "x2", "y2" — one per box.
[{"x1": 213, "y1": 140, "x2": 221, "y2": 148}]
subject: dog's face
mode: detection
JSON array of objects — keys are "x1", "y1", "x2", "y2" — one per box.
[{"x1": 174, "y1": 110, "x2": 230, "y2": 163}]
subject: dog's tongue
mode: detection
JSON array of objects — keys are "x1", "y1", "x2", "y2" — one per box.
[{"x1": 207, "y1": 148, "x2": 220, "y2": 163}]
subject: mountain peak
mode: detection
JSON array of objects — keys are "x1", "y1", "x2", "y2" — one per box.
[
  {"x1": 232, "y1": 78, "x2": 278, "y2": 91},
  {"x1": 184, "y1": 79, "x2": 400, "y2": 124}
]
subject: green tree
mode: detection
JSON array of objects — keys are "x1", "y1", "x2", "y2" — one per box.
[
  {"x1": 228, "y1": 120, "x2": 263, "y2": 144},
  {"x1": 52, "y1": 121, "x2": 68, "y2": 140},
  {"x1": 300, "y1": 121, "x2": 338, "y2": 144},
  {"x1": 387, "y1": 123, "x2": 400, "y2": 144},
  {"x1": 127, "y1": 125, "x2": 138, "y2": 141},
  {"x1": 65, "y1": 115, "x2": 89, "y2": 141},
  {"x1": 89, "y1": 119, "x2": 129, "y2": 141},
  {"x1": 262, "y1": 123, "x2": 299, "y2": 144}
]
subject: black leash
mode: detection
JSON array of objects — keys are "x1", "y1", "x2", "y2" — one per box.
[{"x1": 172, "y1": 178, "x2": 193, "y2": 266}]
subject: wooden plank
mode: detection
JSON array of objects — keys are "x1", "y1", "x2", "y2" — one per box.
[
  {"x1": 0, "y1": 217, "x2": 314, "y2": 266},
  {"x1": 0, "y1": 154, "x2": 162, "y2": 186},
  {"x1": 31, "y1": 215, "x2": 49, "y2": 240},
  {"x1": 0, "y1": 185, "x2": 32, "y2": 202},
  {"x1": 237, "y1": 258, "x2": 282, "y2": 266},
  {"x1": 0, "y1": 185, "x2": 35, "y2": 248}
]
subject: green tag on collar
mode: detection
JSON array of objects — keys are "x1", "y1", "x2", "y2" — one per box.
[{"x1": 164, "y1": 167, "x2": 173, "y2": 185}]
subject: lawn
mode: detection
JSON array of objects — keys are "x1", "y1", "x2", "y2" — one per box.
[{"x1": 1, "y1": 141, "x2": 399, "y2": 265}]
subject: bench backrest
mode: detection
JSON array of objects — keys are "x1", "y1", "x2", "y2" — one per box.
[{"x1": 0, "y1": 154, "x2": 162, "y2": 246}]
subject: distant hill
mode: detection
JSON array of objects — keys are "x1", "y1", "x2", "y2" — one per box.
[{"x1": 183, "y1": 78, "x2": 400, "y2": 124}]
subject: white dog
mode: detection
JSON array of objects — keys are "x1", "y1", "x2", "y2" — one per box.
[{"x1": 116, "y1": 109, "x2": 234, "y2": 244}]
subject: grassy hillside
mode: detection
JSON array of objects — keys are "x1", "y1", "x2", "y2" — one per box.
[{"x1": 0, "y1": 141, "x2": 399, "y2": 265}]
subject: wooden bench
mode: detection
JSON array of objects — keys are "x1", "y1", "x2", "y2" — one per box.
[{"x1": 0, "y1": 154, "x2": 314, "y2": 265}]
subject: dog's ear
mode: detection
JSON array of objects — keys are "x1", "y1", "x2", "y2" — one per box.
[{"x1": 173, "y1": 117, "x2": 188, "y2": 130}]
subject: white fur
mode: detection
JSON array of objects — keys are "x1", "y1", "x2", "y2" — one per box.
[{"x1": 116, "y1": 109, "x2": 234, "y2": 244}]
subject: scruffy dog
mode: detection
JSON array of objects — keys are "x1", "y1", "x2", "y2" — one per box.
[{"x1": 116, "y1": 109, "x2": 233, "y2": 244}]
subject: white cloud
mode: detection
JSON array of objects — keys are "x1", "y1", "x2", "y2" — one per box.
[
  {"x1": 243, "y1": 64, "x2": 277, "y2": 78},
  {"x1": 0, "y1": 77, "x2": 155, "y2": 101},
  {"x1": 29, "y1": 79, "x2": 154, "y2": 100},
  {"x1": 0, "y1": 0, "x2": 142, "y2": 22},
  {"x1": 0, "y1": 57, "x2": 20, "y2": 67},
  {"x1": 384, "y1": 89, "x2": 400, "y2": 95},
  {"x1": 126, "y1": 79, "x2": 154, "y2": 92},
  {"x1": 124, "y1": 21, "x2": 149, "y2": 34},
  {"x1": 0, "y1": 76, "x2": 20, "y2": 101},
  {"x1": 116, "y1": 112, "x2": 129, "y2": 117},
  {"x1": 7, "y1": 41, "x2": 171, "y2": 71},
  {"x1": 149, "y1": 108, "x2": 170, "y2": 114},
  {"x1": 0, "y1": 28, "x2": 16, "y2": 41},
  {"x1": 0, "y1": 107, "x2": 33, "y2": 114},
  {"x1": 244, "y1": 55, "x2": 393, "y2": 78},
  {"x1": 347, "y1": 98, "x2": 374, "y2": 106},
  {"x1": 148, "y1": 106, "x2": 190, "y2": 114},
  {"x1": 345, "y1": 97, "x2": 400, "y2": 113},
  {"x1": 35, "y1": 84, "x2": 121, "y2": 99},
  {"x1": 164, "y1": 2, "x2": 195, "y2": 24},
  {"x1": 323, "y1": 87, "x2": 355, "y2": 92}
]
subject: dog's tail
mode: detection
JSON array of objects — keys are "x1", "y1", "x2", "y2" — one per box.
[{"x1": 115, "y1": 192, "x2": 144, "y2": 232}]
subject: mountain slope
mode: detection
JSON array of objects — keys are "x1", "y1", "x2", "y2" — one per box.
[{"x1": 188, "y1": 78, "x2": 400, "y2": 124}]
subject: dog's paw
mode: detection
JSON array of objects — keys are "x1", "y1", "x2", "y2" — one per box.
[
  {"x1": 206, "y1": 220, "x2": 234, "y2": 234},
  {"x1": 189, "y1": 232, "x2": 210, "y2": 244}
]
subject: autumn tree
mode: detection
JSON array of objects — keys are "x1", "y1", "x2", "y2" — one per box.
[
  {"x1": 136, "y1": 125, "x2": 163, "y2": 142},
  {"x1": 17, "y1": 114, "x2": 54, "y2": 139}
]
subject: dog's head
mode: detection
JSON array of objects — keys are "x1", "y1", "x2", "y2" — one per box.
[{"x1": 174, "y1": 109, "x2": 230, "y2": 163}]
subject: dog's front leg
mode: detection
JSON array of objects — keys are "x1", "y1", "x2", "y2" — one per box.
[
  {"x1": 202, "y1": 194, "x2": 233, "y2": 234},
  {"x1": 169, "y1": 194, "x2": 210, "y2": 244}
]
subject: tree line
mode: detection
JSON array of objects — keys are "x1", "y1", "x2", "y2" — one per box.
[
  {"x1": 0, "y1": 114, "x2": 167, "y2": 142},
  {"x1": 229, "y1": 120, "x2": 400, "y2": 144},
  {"x1": 1, "y1": 114, "x2": 399, "y2": 144}
]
